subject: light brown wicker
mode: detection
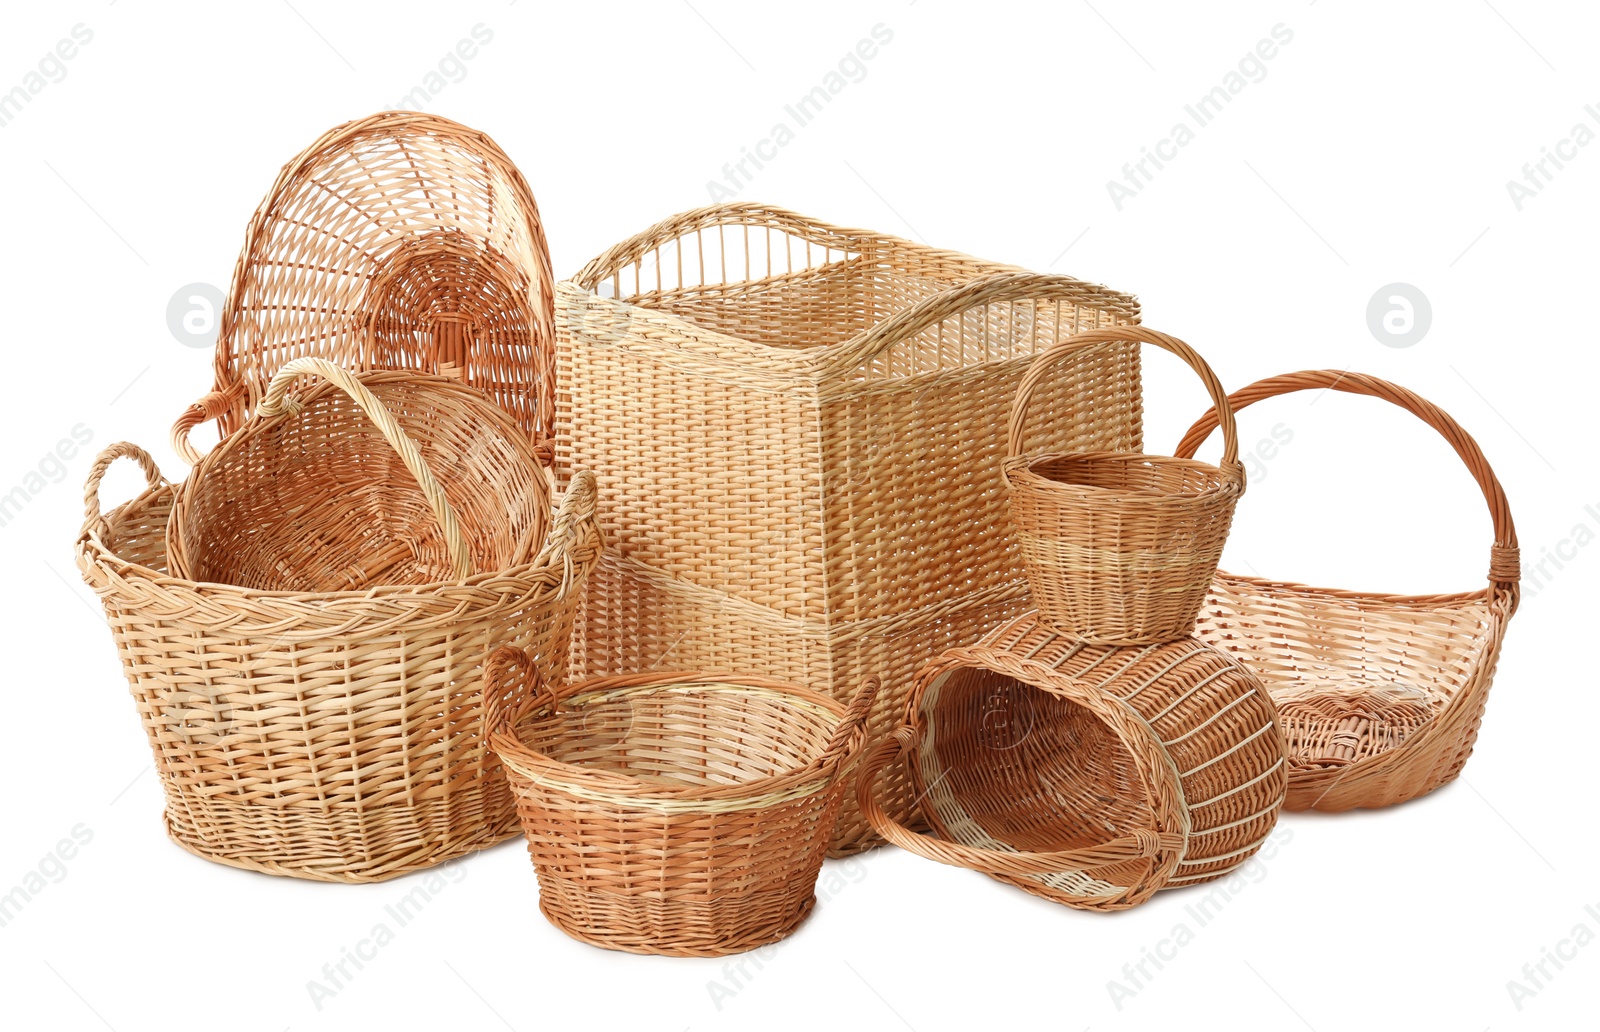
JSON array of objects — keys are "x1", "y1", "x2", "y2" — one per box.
[
  {"x1": 559, "y1": 203, "x2": 1144, "y2": 852},
  {"x1": 858, "y1": 612, "x2": 1286, "y2": 910},
  {"x1": 170, "y1": 111, "x2": 556, "y2": 462},
  {"x1": 75, "y1": 445, "x2": 602, "y2": 883},
  {"x1": 484, "y1": 649, "x2": 877, "y2": 956},
  {"x1": 1174, "y1": 370, "x2": 1520, "y2": 811},
  {"x1": 1007, "y1": 326, "x2": 1246, "y2": 644},
  {"x1": 167, "y1": 358, "x2": 548, "y2": 591}
]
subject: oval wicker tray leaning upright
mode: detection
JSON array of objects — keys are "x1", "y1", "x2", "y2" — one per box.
[
  {"x1": 171, "y1": 110, "x2": 557, "y2": 462},
  {"x1": 1174, "y1": 370, "x2": 1520, "y2": 811},
  {"x1": 75, "y1": 445, "x2": 602, "y2": 883}
]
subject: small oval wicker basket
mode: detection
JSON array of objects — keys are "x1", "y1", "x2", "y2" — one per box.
[
  {"x1": 1174, "y1": 369, "x2": 1520, "y2": 811},
  {"x1": 167, "y1": 357, "x2": 548, "y2": 590},
  {"x1": 485, "y1": 649, "x2": 877, "y2": 956},
  {"x1": 859, "y1": 613, "x2": 1286, "y2": 910},
  {"x1": 1006, "y1": 326, "x2": 1245, "y2": 644}
]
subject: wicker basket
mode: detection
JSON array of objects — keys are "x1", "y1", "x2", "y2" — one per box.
[
  {"x1": 168, "y1": 358, "x2": 548, "y2": 589},
  {"x1": 559, "y1": 203, "x2": 1144, "y2": 852},
  {"x1": 484, "y1": 648, "x2": 877, "y2": 956},
  {"x1": 1174, "y1": 370, "x2": 1520, "y2": 811},
  {"x1": 76, "y1": 446, "x2": 602, "y2": 882},
  {"x1": 1007, "y1": 326, "x2": 1246, "y2": 644},
  {"x1": 170, "y1": 111, "x2": 556, "y2": 461},
  {"x1": 858, "y1": 612, "x2": 1286, "y2": 910}
]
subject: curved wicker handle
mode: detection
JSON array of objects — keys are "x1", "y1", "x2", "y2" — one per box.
[
  {"x1": 856, "y1": 728, "x2": 1184, "y2": 877},
  {"x1": 82, "y1": 442, "x2": 165, "y2": 532},
  {"x1": 571, "y1": 202, "x2": 878, "y2": 290},
  {"x1": 253, "y1": 358, "x2": 473, "y2": 581},
  {"x1": 1173, "y1": 369, "x2": 1520, "y2": 588},
  {"x1": 170, "y1": 387, "x2": 244, "y2": 465},
  {"x1": 834, "y1": 271, "x2": 1141, "y2": 375},
  {"x1": 1008, "y1": 325, "x2": 1240, "y2": 469},
  {"x1": 532, "y1": 470, "x2": 602, "y2": 582},
  {"x1": 819, "y1": 677, "x2": 881, "y2": 766},
  {"x1": 483, "y1": 645, "x2": 557, "y2": 744}
]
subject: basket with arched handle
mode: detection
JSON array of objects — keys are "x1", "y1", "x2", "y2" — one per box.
[
  {"x1": 75, "y1": 438, "x2": 602, "y2": 882},
  {"x1": 168, "y1": 357, "x2": 547, "y2": 591},
  {"x1": 1006, "y1": 325, "x2": 1245, "y2": 644},
  {"x1": 1174, "y1": 369, "x2": 1519, "y2": 811}
]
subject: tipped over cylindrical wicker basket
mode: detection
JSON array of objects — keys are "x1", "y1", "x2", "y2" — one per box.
[{"x1": 859, "y1": 613, "x2": 1286, "y2": 910}]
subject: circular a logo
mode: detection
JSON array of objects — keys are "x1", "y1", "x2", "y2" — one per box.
[
  {"x1": 166, "y1": 282, "x2": 226, "y2": 349},
  {"x1": 1366, "y1": 282, "x2": 1432, "y2": 349}
]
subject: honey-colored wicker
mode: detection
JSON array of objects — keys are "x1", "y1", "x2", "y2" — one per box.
[
  {"x1": 75, "y1": 445, "x2": 602, "y2": 883},
  {"x1": 1007, "y1": 326, "x2": 1246, "y2": 644},
  {"x1": 170, "y1": 111, "x2": 556, "y2": 461},
  {"x1": 1174, "y1": 370, "x2": 1520, "y2": 811},
  {"x1": 167, "y1": 358, "x2": 548, "y2": 590},
  {"x1": 559, "y1": 203, "x2": 1144, "y2": 852},
  {"x1": 858, "y1": 613, "x2": 1286, "y2": 910},
  {"x1": 484, "y1": 649, "x2": 877, "y2": 956}
]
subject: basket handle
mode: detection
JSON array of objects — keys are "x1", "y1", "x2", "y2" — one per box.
[
  {"x1": 82, "y1": 442, "x2": 165, "y2": 533},
  {"x1": 250, "y1": 357, "x2": 474, "y2": 581},
  {"x1": 483, "y1": 645, "x2": 558, "y2": 742},
  {"x1": 856, "y1": 727, "x2": 1185, "y2": 878},
  {"x1": 1172, "y1": 369, "x2": 1520, "y2": 589},
  {"x1": 571, "y1": 202, "x2": 879, "y2": 291},
  {"x1": 833, "y1": 271, "x2": 1141, "y2": 374},
  {"x1": 819, "y1": 677, "x2": 882, "y2": 766},
  {"x1": 1007, "y1": 324, "x2": 1240, "y2": 468}
]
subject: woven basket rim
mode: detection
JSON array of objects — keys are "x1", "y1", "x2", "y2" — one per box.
[
  {"x1": 1212, "y1": 568, "x2": 1513, "y2": 610},
  {"x1": 1006, "y1": 451, "x2": 1246, "y2": 505},
  {"x1": 491, "y1": 672, "x2": 854, "y2": 805},
  {"x1": 76, "y1": 465, "x2": 600, "y2": 639}
]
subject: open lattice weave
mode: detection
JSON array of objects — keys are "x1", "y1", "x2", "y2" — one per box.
[{"x1": 171, "y1": 110, "x2": 557, "y2": 460}]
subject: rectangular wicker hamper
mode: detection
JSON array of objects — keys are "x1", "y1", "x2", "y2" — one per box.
[{"x1": 556, "y1": 203, "x2": 1144, "y2": 852}]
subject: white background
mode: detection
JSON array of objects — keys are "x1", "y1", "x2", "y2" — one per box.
[{"x1": 1, "y1": 1, "x2": 1594, "y2": 1030}]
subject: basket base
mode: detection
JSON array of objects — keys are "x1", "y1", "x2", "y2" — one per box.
[
  {"x1": 1276, "y1": 681, "x2": 1452, "y2": 812},
  {"x1": 536, "y1": 878, "x2": 818, "y2": 957},
  {"x1": 163, "y1": 805, "x2": 520, "y2": 884}
]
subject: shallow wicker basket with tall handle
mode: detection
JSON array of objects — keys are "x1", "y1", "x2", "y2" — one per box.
[{"x1": 1174, "y1": 369, "x2": 1519, "y2": 811}]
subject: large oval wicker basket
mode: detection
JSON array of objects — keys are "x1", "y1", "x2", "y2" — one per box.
[
  {"x1": 858, "y1": 613, "x2": 1286, "y2": 910},
  {"x1": 168, "y1": 358, "x2": 548, "y2": 590},
  {"x1": 485, "y1": 650, "x2": 877, "y2": 956},
  {"x1": 1006, "y1": 326, "x2": 1245, "y2": 644},
  {"x1": 76, "y1": 446, "x2": 602, "y2": 883},
  {"x1": 1174, "y1": 369, "x2": 1520, "y2": 811},
  {"x1": 170, "y1": 110, "x2": 556, "y2": 461}
]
